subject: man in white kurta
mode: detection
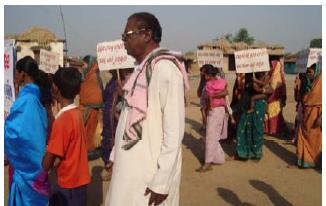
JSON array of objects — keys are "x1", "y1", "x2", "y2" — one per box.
[{"x1": 105, "y1": 12, "x2": 186, "y2": 206}]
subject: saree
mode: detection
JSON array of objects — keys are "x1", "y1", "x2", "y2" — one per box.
[
  {"x1": 297, "y1": 71, "x2": 322, "y2": 168},
  {"x1": 264, "y1": 60, "x2": 289, "y2": 136},
  {"x1": 79, "y1": 56, "x2": 104, "y2": 151},
  {"x1": 4, "y1": 83, "x2": 49, "y2": 206},
  {"x1": 101, "y1": 77, "x2": 119, "y2": 166},
  {"x1": 229, "y1": 73, "x2": 245, "y2": 140},
  {"x1": 205, "y1": 107, "x2": 227, "y2": 164},
  {"x1": 236, "y1": 99, "x2": 266, "y2": 159}
]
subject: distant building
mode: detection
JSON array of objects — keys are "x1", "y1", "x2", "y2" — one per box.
[
  {"x1": 5, "y1": 27, "x2": 66, "y2": 67},
  {"x1": 186, "y1": 39, "x2": 285, "y2": 74},
  {"x1": 284, "y1": 54, "x2": 297, "y2": 74}
]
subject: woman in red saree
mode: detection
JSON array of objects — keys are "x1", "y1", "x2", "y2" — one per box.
[
  {"x1": 264, "y1": 60, "x2": 290, "y2": 138},
  {"x1": 79, "y1": 55, "x2": 104, "y2": 151},
  {"x1": 296, "y1": 63, "x2": 322, "y2": 168},
  {"x1": 229, "y1": 73, "x2": 245, "y2": 140}
]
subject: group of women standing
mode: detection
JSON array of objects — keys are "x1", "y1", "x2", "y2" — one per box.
[{"x1": 197, "y1": 59, "x2": 322, "y2": 171}]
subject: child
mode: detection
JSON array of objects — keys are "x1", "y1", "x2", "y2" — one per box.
[
  {"x1": 197, "y1": 65, "x2": 228, "y2": 172},
  {"x1": 42, "y1": 67, "x2": 90, "y2": 206},
  {"x1": 247, "y1": 72, "x2": 271, "y2": 113}
]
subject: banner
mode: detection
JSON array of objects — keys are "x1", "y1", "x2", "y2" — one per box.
[
  {"x1": 197, "y1": 50, "x2": 223, "y2": 68},
  {"x1": 97, "y1": 40, "x2": 136, "y2": 71},
  {"x1": 235, "y1": 48, "x2": 270, "y2": 73},
  {"x1": 39, "y1": 49, "x2": 60, "y2": 74},
  {"x1": 4, "y1": 44, "x2": 16, "y2": 119},
  {"x1": 295, "y1": 48, "x2": 322, "y2": 73}
]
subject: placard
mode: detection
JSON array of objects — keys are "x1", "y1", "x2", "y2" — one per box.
[
  {"x1": 235, "y1": 48, "x2": 270, "y2": 73},
  {"x1": 4, "y1": 44, "x2": 16, "y2": 119},
  {"x1": 39, "y1": 49, "x2": 60, "y2": 74},
  {"x1": 97, "y1": 40, "x2": 136, "y2": 71},
  {"x1": 295, "y1": 48, "x2": 322, "y2": 73},
  {"x1": 197, "y1": 50, "x2": 223, "y2": 68}
]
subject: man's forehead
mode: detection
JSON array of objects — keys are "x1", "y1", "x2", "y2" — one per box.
[{"x1": 126, "y1": 18, "x2": 141, "y2": 29}]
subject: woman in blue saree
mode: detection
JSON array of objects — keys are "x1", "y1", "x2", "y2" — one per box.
[{"x1": 5, "y1": 56, "x2": 51, "y2": 206}]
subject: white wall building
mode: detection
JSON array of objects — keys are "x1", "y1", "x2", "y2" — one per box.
[{"x1": 5, "y1": 27, "x2": 66, "y2": 67}]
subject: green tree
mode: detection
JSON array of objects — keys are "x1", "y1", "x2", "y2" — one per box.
[
  {"x1": 310, "y1": 38, "x2": 322, "y2": 48},
  {"x1": 233, "y1": 28, "x2": 255, "y2": 45}
]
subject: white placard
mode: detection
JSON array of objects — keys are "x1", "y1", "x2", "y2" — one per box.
[
  {"x1": 295, "y1": 48, "x2": 322, "y2": 73},
  {"x1": 295, "y1": 49, "x2": 310, "y2": 73},
  {"x1": 235, "y1": 48, "x2": 270, "y2": 73},
  {"x1": 307, "y1": 48, "x2": 322, "y2": 68},
  {"x1": 97, "y1": 40, "x2": 136, "y2": 71},
  {"x1": 197, "y1": 50, "x2": 223, "y2": 68},
  {"x1": 39, "y1": 49, "x2": 60, "y2": 74},
  {"x1": 4, "y1": 45, "x2": 16, "y2": 119}
]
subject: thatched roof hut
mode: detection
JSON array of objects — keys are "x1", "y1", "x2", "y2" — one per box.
[
  {"x1": 5, "y1": 27, "x2": 65, "y2": 46},
  {"x1": 197, "y1": 40, "x2": 284, "y2": 56}
]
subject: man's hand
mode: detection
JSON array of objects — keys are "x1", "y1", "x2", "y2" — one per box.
[
  {"x1": 144, "y1": 187, "x2": 168, "y2": 206},
  {"x1": 106, "y1": 160, "x2": 114, "y2": 171}
]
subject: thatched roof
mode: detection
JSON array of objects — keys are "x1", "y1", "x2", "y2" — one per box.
[
  {"x1": 232, "y1": 42, "x2": 249, "y2": 51},
  {"x1": 5, "y1": 27, "x2": 65, "y2": 46},
  {"x1": 252, "y1": 41, "x2": 268, "y2": 49},
  {"x1": 197, "y1": 40, "x2": 284, "y2": 56},
  {"x1": 213, "y1": 39, "x2": 232, "y2": 53}
]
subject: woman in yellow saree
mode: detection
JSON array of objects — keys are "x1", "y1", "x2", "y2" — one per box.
[
  {"x1": 297, "y1": 63, "x2": 322, "y2": 168},
  {"x1": 264, "y1": 60, "x2": 290, "y2": 138}
]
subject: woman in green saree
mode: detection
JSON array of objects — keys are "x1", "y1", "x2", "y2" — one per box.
[{"x1": 236, "y1": 72, "x2": 272, "y2": 160}]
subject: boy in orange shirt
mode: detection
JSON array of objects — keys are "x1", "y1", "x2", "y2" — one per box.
[{"x1": 42, "y1": 67, "x2": 90, "y2": 206}]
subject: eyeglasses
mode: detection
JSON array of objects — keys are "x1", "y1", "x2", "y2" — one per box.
[{"x1": 121, "y1": 28, "x2": 147, "y2": 40}]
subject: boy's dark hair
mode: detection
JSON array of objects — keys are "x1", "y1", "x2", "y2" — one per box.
[
  {"x1": 54, "y1": 67, "x2": 82, "y2": 99},
  {"x1": 128, "y1": 12, "x2": 162, "y2": 43}
]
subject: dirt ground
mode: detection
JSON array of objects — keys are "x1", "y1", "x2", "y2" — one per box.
[{"x1": 4, "y1": 72, "x2": 322, "y2": 206}]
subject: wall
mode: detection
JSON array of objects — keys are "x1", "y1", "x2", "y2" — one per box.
[{"x1": 16, "y1": 41, "x2": 64, "y2": 67}]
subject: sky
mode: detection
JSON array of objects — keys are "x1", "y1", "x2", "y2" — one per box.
[{"x1": 4, "y1": 5, "x2": 322, "y2": 57}]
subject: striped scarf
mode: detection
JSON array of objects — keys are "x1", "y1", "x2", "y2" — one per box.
[{"x1": 122, "y1": 49, "x2": 189, "y2": 150}]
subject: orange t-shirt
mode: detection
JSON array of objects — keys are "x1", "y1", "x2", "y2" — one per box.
[{"x1": 47, "y1": 108, "x2": 90, "y2": 188}]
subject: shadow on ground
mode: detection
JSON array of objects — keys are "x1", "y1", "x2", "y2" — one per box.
[
  {"x1": 183, "y1": 132, "x2": 205, "y2": 164},
  {"x1": 249, "y1": 180, "x2": 294, "y2": 206},
  {"x1": 216, "y1": 187, "x2": 255, "y2": 206},
  {"x1": 264, "y1": 139, "x2": 297, "y2": 166}
]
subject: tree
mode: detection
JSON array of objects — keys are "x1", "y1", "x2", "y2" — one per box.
[
  {"x1": 233, "y1": 28, "x2": 255, "y2": 45},
  {"x1": 310, "y1": 38, "x2": 322, "y2": 48}
]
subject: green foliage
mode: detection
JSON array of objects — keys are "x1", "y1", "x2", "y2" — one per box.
[{"x1": 310, "y1": 38, "x2": 322, "y2": 48}]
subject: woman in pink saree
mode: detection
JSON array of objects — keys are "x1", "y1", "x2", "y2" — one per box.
[{"x1": 197, "y1": 65, "x2": 228, "y2": 172}]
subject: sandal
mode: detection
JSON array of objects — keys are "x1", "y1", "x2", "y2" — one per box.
[{"x1": 196, "y1": 165, "x2": 212, "y2": 173}]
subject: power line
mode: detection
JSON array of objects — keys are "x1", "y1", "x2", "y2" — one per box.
[{"x1": 59, "y1": 6, "x2": 68, "y2": 60}]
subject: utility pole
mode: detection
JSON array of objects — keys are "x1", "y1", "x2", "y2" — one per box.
[{"x1": 59, "y1": 6, "x2": 68, "y2": 66}]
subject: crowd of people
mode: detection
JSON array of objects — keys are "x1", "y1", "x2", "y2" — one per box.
[
  {"x1": 196, "y1": 59, "x2": 322, "y2": 171},
  {"x1": 4, "y1": 11, "x2": 322, "y2": 206}
]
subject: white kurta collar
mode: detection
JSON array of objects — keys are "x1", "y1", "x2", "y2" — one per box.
[{"x1": 55, "y1": 103, "x2": 78, "y2": 119}]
